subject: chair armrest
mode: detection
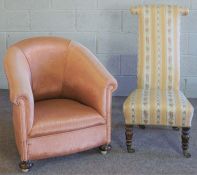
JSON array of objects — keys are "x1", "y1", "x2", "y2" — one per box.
[
  {"x1": 62, "y1": 41, "x2": 118, "y2": 117},
  {"x1": 4, "y1": 46, "x2": 34, "y2": 132}
]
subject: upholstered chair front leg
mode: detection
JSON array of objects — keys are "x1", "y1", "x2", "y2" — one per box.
[
  {"x1": 125, "y1": 125, "x2": 135, "y2": 153},
  {"x1": 182, "y1": 127, "x2": 191, "y2": 158}
]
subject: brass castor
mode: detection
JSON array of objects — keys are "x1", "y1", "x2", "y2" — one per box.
[
  {"x1": 172, "y1": 127, "x2": 180, "y2": 131},
  {"x1": 99, "y1": 144, "x2": 112, "y2": 155},
  {"x1": 19, "y1": 161, "x2": 33, "y2": 173},
  {"x1": 125, "y1": 125, "x2": 135, "y2": 153},
  {"x1": 139, "y1": 125, "x2": 145, "y2": 129},
  {"x1": 182, "y1": 127, "x2": 191, "y2": 158}
]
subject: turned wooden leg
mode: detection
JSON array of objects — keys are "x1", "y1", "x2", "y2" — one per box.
[
  {"x1": 182, "y1": 127, "x2": 191, "y2": 158},
  {"x1": 99, "y1": 144, "x2": 112, "y2": 155},
  {"x1": 172, "y1": 127, "x2": 180, "y2": 131},
  {"x1": 19, "y1": 161, "x2": 33, "y2": 173},
  {"x1": 139, "y1": 125, "x2": 145, "y2": 129},
  {"x1": 125, "y1": 125, "x2": 135, "y2": 153}
]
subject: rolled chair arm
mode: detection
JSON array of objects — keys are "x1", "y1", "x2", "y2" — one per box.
[
  {"x1": 62, "y1": 41, "x2": 118, "y2": 117},
  {"x1": 130, "y1": 6, "x2": 139, "y2": 15},
  {"x1": 130, "y1": 6, "x2": 189, "y2": 16},
  {"x1": 180, "y1": 7, "x2": 189, "y2": 16},
  {"x1": 4, "y1": 46, "x2": 34, "y2": 132}
]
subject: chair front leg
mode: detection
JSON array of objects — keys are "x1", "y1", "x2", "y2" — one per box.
[
  {"x1": 182, "y1": 127, "x2": 191, "y2": 158},
  {"x1": 19, "y1": 161, "x2": 33, "y2": 172},
  {"x1": 99, "y1": 144, "x2": 112, "y2": 155},
  {"x1": 125, "y1": 125, "x2": 135, "y2": 153}
]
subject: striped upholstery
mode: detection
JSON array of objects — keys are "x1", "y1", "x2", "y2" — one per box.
[
  {"x1": 124, "y1": 89, "x2": 193, "y2": 127},
  {"x1": 123, "y1": 5, "x2": 194, "y2": 127}
]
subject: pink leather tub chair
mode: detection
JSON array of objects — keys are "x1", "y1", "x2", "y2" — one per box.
[{"x1": 4, "y1": 37, "x2": 117, "y2": 172}]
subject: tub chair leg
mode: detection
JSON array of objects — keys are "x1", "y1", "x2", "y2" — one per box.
[
  {"x1": 19, "y1": 161, "x2": 33, "y2": 173},
  {"x1": 99, "y1": 144, "x2": 112, "y2": 155}
]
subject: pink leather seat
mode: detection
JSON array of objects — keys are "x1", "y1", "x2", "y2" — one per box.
[
  {"x1": 30, "y1": 99, "x2": 105, "y2": 138},
  {"x1": 4, "y1": 36, "x2": 117, "y2": 172}
]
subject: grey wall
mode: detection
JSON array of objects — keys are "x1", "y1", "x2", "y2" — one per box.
[{"x1": 0, "y1": 0, "x2": 196, "y2": 97}]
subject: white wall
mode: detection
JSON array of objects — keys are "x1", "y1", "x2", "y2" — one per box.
[{"x1": 0, "y1": 0, "x2": 196, "y2": 97}]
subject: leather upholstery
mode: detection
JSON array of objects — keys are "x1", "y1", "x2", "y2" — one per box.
[
  {"x1": 28, "y1": 125, "x2": 107, "y2": 160},
  {"x1": 4, "y1": 37, "x2": 117, "y2": 161},
  {"x1": 30, "y1": 99, "x2": 105, "y2": 138},
  {"x1": 123, "y1": 5, "x2": 194, "y2": 127}
]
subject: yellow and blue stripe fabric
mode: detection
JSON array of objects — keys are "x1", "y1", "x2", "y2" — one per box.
[{"x1": 123, "y1": 5, "x2": 193, "y2": 127}]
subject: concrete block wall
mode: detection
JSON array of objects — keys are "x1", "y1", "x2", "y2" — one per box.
[{"x1": 0, "y1": 0, "x2": 196, "y2": 97}]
